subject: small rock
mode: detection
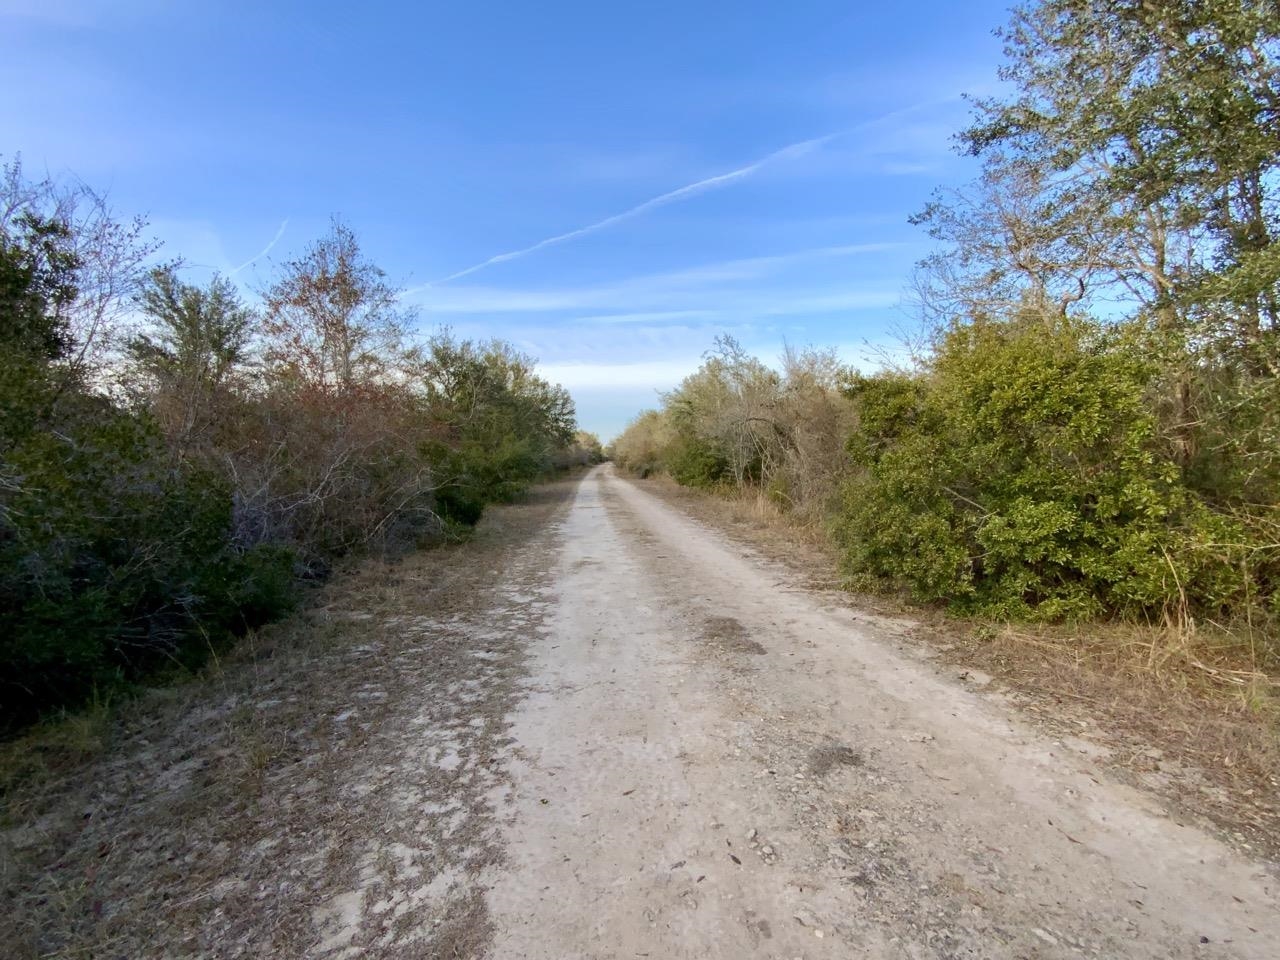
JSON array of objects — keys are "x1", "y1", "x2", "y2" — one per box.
[
  {"x1": 747, "y1": 828, "x2": 757, "y2": 840},
  {"x1": 761, "y1": 845, "x2": 774, "y2": 856}
]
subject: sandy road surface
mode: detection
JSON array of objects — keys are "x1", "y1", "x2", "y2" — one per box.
[
  {"x1": 9, "y1": 466, "x2": 1278, "y2": 959},
  {"x1": 482, "y1": 465, "x2": 1279, "y2": 959}
]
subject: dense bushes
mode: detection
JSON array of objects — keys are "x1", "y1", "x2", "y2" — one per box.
[
  {"x1": 0, "y1": 402, "x2": 289, "y2": 719},
  {"x1": 836, "y1": 311, "x2": 1235, "y2": 620},
  {"x1": 609, "y1": 410, "x2": 674, "y2": 479},
  {"x1": 0, "y1": 163, "x2": 581, "y2": 732},
  {"x1": 611, "y1": 0, "x2": 1278, "y2": 641},
  {"x1": 611, "y1": 339, "x2": 852, "y2": 517},
  {"x1": 615, "y1": 311, "x2": 1275, "y2": 627}
]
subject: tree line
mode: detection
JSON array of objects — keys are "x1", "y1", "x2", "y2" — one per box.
[
  {"x1": 0, "y1": 163, "x2": 599, "y2": 731},
  {"x1": 612, "y1": 0, "x2": 1278, "y2": 640}
]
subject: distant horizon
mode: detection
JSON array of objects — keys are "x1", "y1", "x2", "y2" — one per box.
[{"x1": 2, "y1": 0, "x2": 1010, "y2": 438}]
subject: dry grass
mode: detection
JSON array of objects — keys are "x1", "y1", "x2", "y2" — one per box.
[
  {"x1": 0, "y1": 477, "x2": 579, "y2": 959},
  {"x1": 947, "y1": 619, "x2": 1280, "y2": 855},
  {"x1": 631, "y1": 473, "x2": 1280, "y2": 860}
]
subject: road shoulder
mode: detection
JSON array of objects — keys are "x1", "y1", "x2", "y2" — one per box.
[
  {"x1": 1, "y1": 476, "x2": 580, "y2": 959},
  {"x1": 624, "y1": 473, "x2": 1280, "y2": 864}
]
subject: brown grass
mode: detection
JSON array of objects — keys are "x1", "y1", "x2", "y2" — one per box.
[
  {"x1": 947, "y1": 619, "x2": 1280, "y2": 854},
  {"x1": 0, "y1": 477, "x2": 579, "y2": 959},
  {"x1": 631, "y1": 473, "x2": 1280, "y2": 860}
]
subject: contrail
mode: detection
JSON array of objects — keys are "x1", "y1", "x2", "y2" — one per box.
[
  {"x1": 231, "y1": 219, "x2": 289, "y2": 275},
  {"x1": 431, "y1": 134, "x2": 836, "y2": 285}
]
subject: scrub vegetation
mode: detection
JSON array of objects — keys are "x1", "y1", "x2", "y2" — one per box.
[
  {"x1": 612, "y1": 0, "x2": 1279, "y2": 672},
  {"x1": 0, "y1": 167, "x2": 599, "y2": 733}
]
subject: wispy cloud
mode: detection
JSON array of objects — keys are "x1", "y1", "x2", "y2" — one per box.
[
  {"x1": 535, "y1": 357, "x2": 703, "y2": 390},
  {"x1": 646, "y1": 243, "x2": 899, "y2": 286},
  {"x1": 231, "y1": 218, "x2": 288, "y2": 275},
  {"x1": 411, "y1": 242, "x2": 905, "y2": 315},
  {"x1": 535, "y1": 335, "x2": 910, "y2": 394},
  {"x1": 430, "y1": 134, "x2": 837, "y2": 285},
  {"x1": 572, "y1": 309, "x2": 717, "y2": 326},
  {"x1": 426, "y1": 96, "x2": 959, "y2": 287},
  {"x1": 0, "y1": 0, "x2": 94, "y2": 26}
]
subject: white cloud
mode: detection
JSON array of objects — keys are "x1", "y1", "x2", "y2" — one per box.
[
  {"x1": 407, "y1": 242, "x2": 905, "y2": 316},
  {"x1": 431, "y1": 132, "x2": 836, "y2": 284},
  {"x1": 538, "y1": 336, "x2": 910, "y2": 397},
  {"x1": 417, "y1": 96, "x2": 957, "y2": 288},
  {"x1": 572, "y1": 309, "x2": 717, "y2": 326},
  {"x1": 537, "y1": 357, "x2": 702, "y2": 390},
  {"x1": 231, "y1": 219, "x2": 289, "y2": 275},
  {"x1": 755, "y1": 291, "x2": 901, "y2": 314},
  {"x1": 148, "y1": 218, "x2": 234, "y2": 274}
]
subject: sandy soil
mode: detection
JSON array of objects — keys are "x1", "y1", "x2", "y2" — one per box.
[
  {"x1": 5, "y1": 465, "x2": 1278, "y2": 958},
  {"x1": 3, "y1": 481, "x2": 575, "y2": 958},
  {"x1": 484, "y1": 465, "x2": 1279, "y2": 959},
  {"x1": 635, "y1": 474, "x2": 1280, "y2": 862}
]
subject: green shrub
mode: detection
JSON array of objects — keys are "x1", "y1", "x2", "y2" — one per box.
[
  {"x1": 1, "y1": 175, "x2": 586, "y2": 734},
  {"x1": 0, "y1": 400, "x2": 277, "y2": 727},
  {"x1": 434, "y1": 484, "x2": 486, "y2": 527},
  {"x1": 834, "y1": 310, "x2": 1225, "y2": 621},
  {"x1": 666, "y1": 434, "x2": 731, "y2": 489},
  {"x1": 218, "y1": 544, "x2": 299, "y2": 629}
]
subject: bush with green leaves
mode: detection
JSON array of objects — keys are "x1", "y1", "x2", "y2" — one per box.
[
  {"x1": 0, "y1": 407, "x2": 297, "y2": 724},
  {"x1": 0, "y1": 166, "x2": 584, "y2": 732},
  {"x1": 834, "y1": 310, "x2": 1244, "y2": 621},
  {"x1": 0, "y1": 197, "x2": 294, "y2": 729},
  {"x1": 413, "y1": 334, "x2": 576, "y2": 519}
]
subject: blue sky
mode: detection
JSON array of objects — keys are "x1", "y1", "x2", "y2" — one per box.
[{"x1": 1, "y1": 0, "x2": 1011, "y2": 439}]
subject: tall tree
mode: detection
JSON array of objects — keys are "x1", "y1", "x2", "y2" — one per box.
[
  {"x1": 916, "y1": 0, "x2": 1280, "y2": 468},
  {"x1": 128, "y1": 266, "x2": 254, "y2": 455},
  {"x1": 954, "y1": 0, "x2": 1279, "y2": 355},
  {"x1": 1, "y1": 156, "x2": 158, "y2": 381},
  {"x1": 261, "y1": 219, "x2": 410, "y2": 393}
]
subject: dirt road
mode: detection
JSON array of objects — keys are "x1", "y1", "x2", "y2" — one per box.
[
  {"x1": 9, "y1": 465, "x2": 1278, "y2": 958},
  {"x1": 477, "y1": 465, "x2": 1278, "y2": 959}
]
